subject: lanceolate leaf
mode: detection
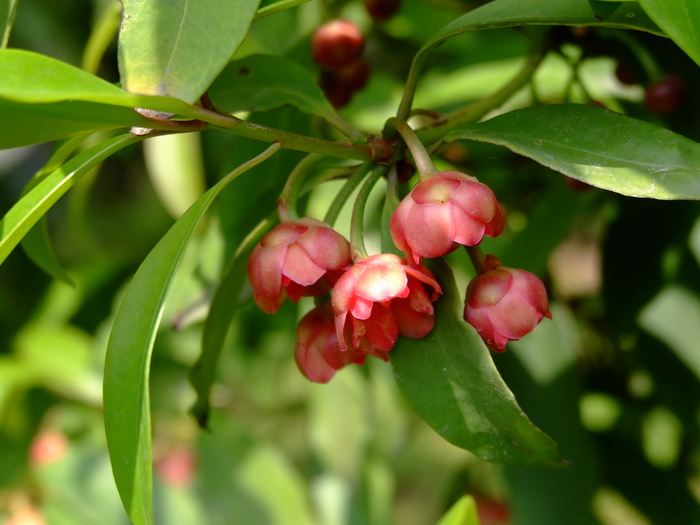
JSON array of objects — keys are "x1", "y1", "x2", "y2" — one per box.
[
  {"x1": 422, "y1": 0, "x2": 662, "y2": 52},
  {"x1": 103, "y1": 144, "x2": 281, "y2": 525},
  {"x1": 189, "y1": 216, "x2": 275, "y2": 428},
  {"x1": 398, "y1": 0, "x2": 663, "y2": 117},
  {"x1": 0, "y1": 49, "x2": 206, "y2": 147},
  {"x1": 0, "y1": 48, "x2": 138, "y2": 103},
  {"x1": 391, "y1": 259, "x2": 562, "y2": 467},
  {"x1": 1, "y1": 0, "x2": 19, "y2": 47},
  {"x1": 0, "y1": 49, "x2": 192, "y2": 113},
  {"x1": 21, "y1": 219, "x2": 74, "y2": 284},
  {"x1": 446, "y1": 104, "x2": 700, "y2": 200},
  {"x1": 638, "y1": 0, "x2": 700, "y2": 67},
  {"x1": 0, "y1": 133, "x2": 142, "y2": 266},
  {"x1": 19, "y1": 136, "x2": 88, "y2": 283},
  {"x1": 118, "y1": 0, "x2": 261, "y2": 103},
  {"x1": 208, "y1": 54, "x2": 352, "y2": 134},
  {"x1": 0, "y1": 98, "x2": 154, "y2": 148}
]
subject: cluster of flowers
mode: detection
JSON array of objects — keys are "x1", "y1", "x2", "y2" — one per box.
[{"x1": 247, "y1": 170, "x2": 551, "y2": 383}]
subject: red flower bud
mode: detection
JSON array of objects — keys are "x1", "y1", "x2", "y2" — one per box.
[
  {"x1": 364, "y1": 0, "x2": 401, "y2": 23},
  {"x1": 295, "y1": 302, "x2": 387, "y2": 383},
  {"x1": 331, "y1": 254, "x2": 441, "y2": 352},
  {"x1": 248, "y1": 218, "x2": 351, "y2": 313},
  {"x1": 463, "y1": 255, "x2": 551, "y2": 352},
  {"x1": 311, "y1": 19, "x2": 365, "y2": 71},
  {"x1": 390, "y1": 171, "x2": 504, "y2": 264},
  {"x1": 645, "y1": 74, "x2": 686, "y2": 115}
]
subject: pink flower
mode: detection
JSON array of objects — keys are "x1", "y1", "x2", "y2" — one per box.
[
  {"x1": 331, "y1": 254, "x2": 441, "y2": 352},
  {"x1": 248, "y1": 218, "x2": 351, "y2": 314},
  {"x1": 390, "y1": 170, "x2": 504, "y2": 264},
  {"x1": 294, "y1": 302, "x2": 387, "y2": 383},
  {"x1": 463, "y1": 255, "x2": 551, "y2": 352}
]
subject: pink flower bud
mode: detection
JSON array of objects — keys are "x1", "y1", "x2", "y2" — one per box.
[
  {"x1": 29, "y1": 430, "x2": 68, "y2": 466},
  {"x1": 248, "y1": 218, "x2": 351, "y2": 313},
  {"x1": 331, "y1": 254, "x2": 441, "y2": 352},
  {"x1": 390, "y1": 171, "x2": 504, "y2": 264},
  {"x1": 295, "y1": 302, "x2": 387, "y2": 383},
  {"x1": 463, "y1": 255, "x2": 551, "y2": 352}
]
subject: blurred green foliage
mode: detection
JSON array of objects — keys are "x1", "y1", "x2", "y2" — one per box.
[{"x1": 2, "y1": 0, "x2": 700, "y2": 524}]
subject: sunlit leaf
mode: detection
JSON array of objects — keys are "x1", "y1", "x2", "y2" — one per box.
[
  {"x1": 143, "y1": 133, "x2": 206, "y2": 218},
  {"x1": 103, "y1": 144, "x2": 281, "y2": 525},
  {"x1": 0, "y1": 49, "x2": 188, "y2": 112},
  {"x1": 118, "y1": 0, "x2": 261, "y2": 103},
  {"x1": 391, "y1": 259, "x2": 562, "y2": 467},
  {"x1": 638, "y1": 0, "x2": 700, "y2": 67},
  {"x1": 436, "y1": 495, "x2": 481, "y2": 525},
  {"x1": 0, "y1": 133, "x2": 142, "y2": 266},
  {"x1": 447, "y1": 104, "x2": 700, "y2": 200}
]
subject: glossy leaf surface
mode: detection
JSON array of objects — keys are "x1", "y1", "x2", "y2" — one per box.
[
  {"x1": 391, "y1": 259, "x2": 562, "y2": 467},
  {"x1": 118, "y1": 0, "x2": 261, "y2": 102},
  {"x1": 103, "y1": 144, "x2": 280, "y2": 525},
  {"x1": 447, "y1": 104, "x2": 700, "y2": 200},
  {"x1": 0, "y1": 48, "x2": 196, "y2": 111},
  {"x1": 638, "y1": 0, "x2": 700, "y2": 67},
  {"x1": 208, "y1": 54, "x2": 349, "y2": 132}
]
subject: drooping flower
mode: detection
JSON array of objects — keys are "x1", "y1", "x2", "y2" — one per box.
[
  {"x1": 463, "y1": 255, "x2": 551, "y2": 352},
  {"x1": 294, "y1": 302, "x2": 387, "y2": 383},
  {"x1": 331, "y1": 253, "x2": 441, "y2": 352},
  {"x1": 248, "y1": 218, "x2": 351, "y2": 314},
  {"x1": 390, "y1": 170, "x2": 504, "y2": 264}
]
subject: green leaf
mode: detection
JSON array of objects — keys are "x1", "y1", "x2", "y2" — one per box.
[
  {"x1": 398, "y1": 0, "x2": 663, "y2": 118},
  {"x1": 587, "y1": 0, "x2": 623, "y2": 19},
  {"x1": 0, "y1": 98, "x2": 153, "y2": 148},
  {"x1": 0, "y1": 48, "x2": 197, "y2": 112},
  {"x1": 446, "y1": 104, "x2": 700, "y2": 200},
  {"x1": 208, "y1": 54, "x2": 352, "y2": 133},
  {"x1": 21, "y1": 219, "x2": 74, "y2": 284},
  {"x1": 0, "y1": 133, "x2": 142, "y2": 266},
  {"x1": 0, "y1": 49, "x2": 207, "y2": 147},
  {"x1": 118, "y1": 0, "x2": 261, "y2": 103},
  {"x1": 638, "y1": 0, "x2": 700, "y2": 67},
  {"x1": 103, "y1": 144, "x2": 281, "y2": 525},
  {"x1": 189, "y1": 215, "x2": 275, "y2": 427},
  {"x1": 391, "y1": 259, "x2": 562, "y2": 467},
  {"x1": 143, "y1": 133, "x2": 206, "y2": 218},
  {"x1": 1, "y1": 0, "x2": 19, "y2": 47},
  {"x1": 424, "y1": 0, "x2": 662, "y2": 47},
  {"x1": 436, "y1": 496, "x2": 481, "y2": 525},
  {"x1": 18, "y1": 136, "x2": 89, "y2": 283},
  {"x1": 254, "y1": 0, "x2": 314, "y2": 20}
]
